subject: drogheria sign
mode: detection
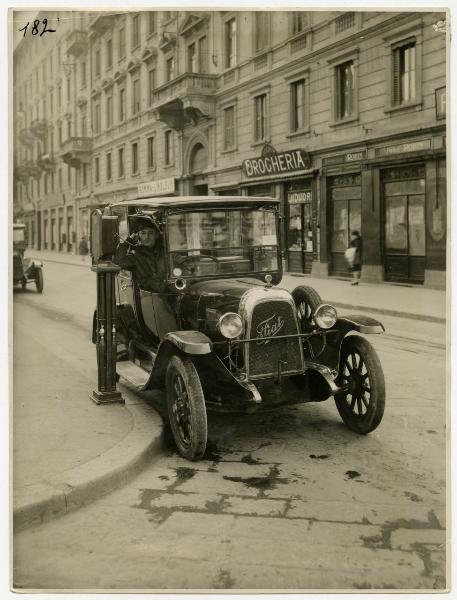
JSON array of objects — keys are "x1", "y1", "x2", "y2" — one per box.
[{"x1": 242, "y1": 149, "x2": 311, "y2": 178}]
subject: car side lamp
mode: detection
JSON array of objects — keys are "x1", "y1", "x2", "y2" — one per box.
[{"x1": 89, "y1": 209, "x2": 124, "y2": 405}]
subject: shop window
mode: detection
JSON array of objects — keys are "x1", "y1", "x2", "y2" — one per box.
[
  {"x1": 255, "y1": 12, "x2": 269, "y2": 53},
  {"x1": 253, "y1": 93, "x2": 268, "y2": 143},
  {"x1": 225, "y1": 17, "x2": 237, "y2": 68},
  {"x1": 223, "y1": 105, "x2": 236, "y2": 150},
  {"x1": 131, "y1": 142, "x2": 138, "y2": 174}
]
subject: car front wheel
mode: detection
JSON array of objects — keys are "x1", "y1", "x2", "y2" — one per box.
[
  {"x1": 166, "y1": 355, "x2": 207, "y2": 461},
  {"x1": 335, "y1": 335, "x2": 385, "y2": 434},
  {"x1": 35, "y1": 269, "x2": 44, "y2": 294}
]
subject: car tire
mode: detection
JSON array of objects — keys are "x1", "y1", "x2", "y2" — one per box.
[
  {"x1": 292, "y1": 285, "x2": 323, "y2": 332},
  {"x1": 335, "y1": 335, "x2": 385, "y2": 434},
  {"x1": 166, "y1": 354, "x2": 207, "y2": 461},
  {"x1": 35, "y1": 269, "x2": 44, "y2": 294},
  {"x1": 21, "y1": 278, "x2": 27, "y2": 290}
]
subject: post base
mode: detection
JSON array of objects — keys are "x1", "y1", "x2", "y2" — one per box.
[{"x1": 91, "y1": 389, "x2": 125, "y2": 405}]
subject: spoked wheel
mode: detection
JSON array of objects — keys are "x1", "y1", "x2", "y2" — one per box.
[
  {"x1": 35, "y1": 269, "x2": 44, "y2": 294},
  {"x1": 166, "y1": 355, "x2": 207, "y2": 461},
  {"x1": 292, "y1": 286, "x2": 323, "y2": 332},
  {"x1": 335, "y1": 335, "x2": 385, "y2": 434}
]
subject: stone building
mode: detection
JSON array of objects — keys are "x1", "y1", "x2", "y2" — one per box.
[{"x1": 13, "y1": 9, "x2": 447, "y2": 287}]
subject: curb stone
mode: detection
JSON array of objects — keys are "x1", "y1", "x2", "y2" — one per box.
[{"x1": 13, "y1": 390, "x2": 164, "y2": 532}]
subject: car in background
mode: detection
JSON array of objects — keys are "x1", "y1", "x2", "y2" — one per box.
[{"x1": 13, "y1": 223, "x2": 43, "y2": 293}]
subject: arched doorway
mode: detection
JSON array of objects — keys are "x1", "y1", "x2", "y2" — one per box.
[{"x1": 189, "y1": 143, "x2": 208, "y2": 195}]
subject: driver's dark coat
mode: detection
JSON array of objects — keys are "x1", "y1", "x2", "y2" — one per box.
[{"x1": 114, "y1": 242, "x2": 166, "y2": 292}]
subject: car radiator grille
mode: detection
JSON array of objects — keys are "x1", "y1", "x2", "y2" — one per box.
[{"x1": 247, "y1": 300, "x2": 302, "y2": 378}]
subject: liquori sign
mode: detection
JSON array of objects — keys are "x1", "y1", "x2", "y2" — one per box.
[{"x1": 242, "y1": 148, "x2": 311, "y2": 178}]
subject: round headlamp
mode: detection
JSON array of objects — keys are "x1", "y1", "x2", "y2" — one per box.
[
  {"x1": 217, "y1": 312, "x2": 243, "y2": 339},
  {"x1": 313, "y1": 304, "x2": 337, "y2": 329}
]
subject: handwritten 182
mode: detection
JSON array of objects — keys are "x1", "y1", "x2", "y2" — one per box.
[{"x1": 18, "y1": 18, "x2": 56, "y2": 38}]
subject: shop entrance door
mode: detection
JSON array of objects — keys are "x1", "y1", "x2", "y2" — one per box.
[
  {"x1": 328, "y1": 174, "x2": 361, "y2": 277},
  {"x1": 287, "y1": 190, "x2": 314, "y2": 273},
  {"x1": 382, "y1": 165, "x2": 425, "y2": 284}
]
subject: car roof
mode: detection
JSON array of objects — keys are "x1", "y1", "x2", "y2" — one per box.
[{"x1": 111, "y1": 196, "x2": 279, "y2": 209}]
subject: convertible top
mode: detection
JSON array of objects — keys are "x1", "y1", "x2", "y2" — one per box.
[{"x1": 111, "y1": 196, "x2": 279, "y2": 210}]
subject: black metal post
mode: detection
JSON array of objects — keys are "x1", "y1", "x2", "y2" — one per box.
[{"x1": 90, "y1": 261, "x2": 124, "y2": 405}]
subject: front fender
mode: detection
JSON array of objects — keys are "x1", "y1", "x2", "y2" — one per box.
[
  {"x1": 337, "y1": 315, "x2": 385, "y2": 335},
  {"x1": 163, "y1": 331, "x2": 212, "y2": 355}
]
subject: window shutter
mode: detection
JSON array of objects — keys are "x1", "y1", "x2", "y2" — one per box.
[{"x1": 392, "y1": 47, "x2": 400, "y2": 105}]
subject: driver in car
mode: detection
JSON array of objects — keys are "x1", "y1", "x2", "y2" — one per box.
[{"x1": 114, "y1": 218, "x2": 166, "y2": 293}]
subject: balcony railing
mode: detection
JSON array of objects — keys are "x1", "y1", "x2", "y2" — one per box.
[
  {"x1": 60, "y1": 137, "x2": 92, "y2": 167},
  {"x1": 31, "y1": 119, "x2": 49, "y2": 139},
  {"x1": 153, "y1": 73, "x2": 218, "y2": 106},
  {"x1": 67, "y1": 30, "x2": 88, "y2": 57},
  {"x1": 18, "y1": 128, "x2": 35, "y2": 147}
]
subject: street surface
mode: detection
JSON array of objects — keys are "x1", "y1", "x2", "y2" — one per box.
[{"x1": 13, "y1": 260, "x2": 447, "y2": 590}]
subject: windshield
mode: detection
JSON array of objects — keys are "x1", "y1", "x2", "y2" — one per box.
[{"x1": 167, "y1": 208, "x2": 279, "y2": 277}]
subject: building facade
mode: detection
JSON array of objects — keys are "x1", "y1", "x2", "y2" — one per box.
[{"x1": 13, "y1": 9, "x2": 447, "y2": 287}]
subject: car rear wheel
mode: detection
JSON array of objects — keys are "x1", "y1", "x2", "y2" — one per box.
[
  {"x1": 335, "y1": 335, "x2": 385, "y2": 434},
  {"x1": 166, "y1": 355, "x2": 207, "y2": 461},
  {"x1": 292, "y1": 285, "x2": 323, "y2": 332},
  {"x1": 35, "y1": 269, "x2": 43, "y2": 294}
]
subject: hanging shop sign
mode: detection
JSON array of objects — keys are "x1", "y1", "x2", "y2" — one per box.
[
  {"x1": 242, "y1": 148, "x2": 311, "y2": 178},
  {"x1": 138, "y1": 177, "x2": 175, "y2": 197},
  {"x1": 375, "y1": 139, "x2": 431, "y2": 158},
  {"x1": 323, "y1": 150, "x2": 367, "y2": 166}
]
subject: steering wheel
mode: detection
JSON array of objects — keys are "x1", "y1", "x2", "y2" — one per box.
[{"x1": 178, "y1": 254, "x2": 219, "y2": 275}]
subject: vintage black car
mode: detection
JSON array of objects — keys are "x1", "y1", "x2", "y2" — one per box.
[
  {"x1": 99, "y1": 196, "x2": 385, "y2": 460},
  {"x1": 13, "y1": 223, "x2": 43, "y2": 293}
]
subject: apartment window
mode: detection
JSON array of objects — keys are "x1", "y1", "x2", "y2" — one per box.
[
  {"x1": 49, "y1": 92, "x2": 54, "y2": 115},
  {"x1": 291, "y1": 79, "x2": 305, "y2": 131},
  {"x1": 148, "y1": 12, "x2": 156, "y2": 35},
  {"x1": 94, "y1": 101, "x2": 101, "y2": 134},
  {"x1": 58, "y1": 85, "x2": 62, "y2": 107},
  {"x1": 166, "y1": 57, "x2": 175, "y2": 82},
  {"x1": 95, "y1": 48, "x2": 101, "y2": 77},
  {"x1": 106, "y1": 38, "x2": 113, "y2": 69},
  {"x1": 255, "y1": 12, "x2": 269, "y2": 53},
  {"x1": 58, "y1": 125, "x2": 62, "y2": 146},
  {"x1": 148, "y1": 69, "x2": 155, "y2": 106},
  {"x1": 81, "y1": 61, "x2": 86, "y2": 87},
  {"x1": 94, "y1": 156, "x2": 100, "y2": 183},
  {"x1": 292, "y1": 12, "x2": 308, "y2": 34},
  {"x1": 188, "y1": 43, "x2": 197, "y2": 72},
  {"x1": 66, "y1": 76, "x2": 71, "y2": 101},
  {"x1": 223, "y1": 106, "x2": 235, "y2": 150},
  {"x1": 119, "y1": 87, "x2": 126, "y2": 122},
  {"x1": 132, "y1": 78, "x2": 140, "y2": 115},
  {"x1": 119, "y1": 27, "x2": 126, "y2": 59},
  {"x1": 118, "y1": 147, "x2": 125, "y2": 177},
  {"x1": 147, "y1": 136, "x2": 155, "y2": 169},
  {"x1": 44, "y1": 173, "x2": 48, "y2": 194},
  {"x1": 198, "y1": 36, "x2": 208, "y2": 73},
  {"x1": 393, "y1": 42, "x2": 416, "y2": 105},
  {"x1": 225, "y1": 18, "x2": 237, "y2": 68},
  {"x1": 132, "y1": 14, "x2": 140, "y2": 49},
  {"x1": 58, "y1": 167, "x2": 62, "y2": 190},
  {"x1": 67, "y1": 119, "x2": 72, "y2": 139},
  {"x1": 81, "y1": 113, "x2": 87, "y2": 137},
  {"x1": 42, "y1": 62, "x2": 46, "y2": 83},
  {"x1": 82, "y1": 163, "x2": 87, "y2": 187},
  {"x1": 164, "y1": 130, "x2": 173, "y2": 165},
  {"x1": 106, "y1": 152, "x2": 112, "y2": 180},
  {"x1": 49, "y1": 53, "x2": 53, "y2": 78},
  {"x1": 336, "y1": 60, "x2": 354, "y2": 119},
  {"x1": 254, "y1": 93, "x2": 267, "y2": 142},
  {"x1": 106, "y1": 94, "x2": 113, "y2": 128},
  {"x1": 67, "y1": 164, "x2": 71, "y2": 186},
  {"x1": 131, "y1": 142, "x2": 138, "y2": 174}
]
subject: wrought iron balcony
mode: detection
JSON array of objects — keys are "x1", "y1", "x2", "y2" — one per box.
[
  {"x1": 18, "y1": 128, "x2": 35, "y2": 147},
  {"x1": 31, "y1": 119, "x2": 49, "y2": 139},
  {"x1": 25, "y1": 159, "x2": 42, "y2": 179},
  {"x1": 37, "y1": 153, "x2": 56, "y2": 172},
  {"x1": 67, "y1": 30, "x2": 88, "y2": 57},
  {"x1": 60, "y1": 137, "x2": 92, "y2": 168},
  {"x1": 152, "y1": 73, "x2": 218, "y2": 129}
]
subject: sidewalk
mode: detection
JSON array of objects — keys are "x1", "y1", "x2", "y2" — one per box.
[
  {"x1": 13, "y1": 290, "x2": 164, "y2": 532},
  {"x1": 30, "y1": 249, "x2": 446, "y2": 323}
]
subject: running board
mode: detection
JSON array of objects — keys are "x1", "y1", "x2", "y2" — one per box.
[{"x1": 116, "y1": 361, "x2": 150, "y2": 390}]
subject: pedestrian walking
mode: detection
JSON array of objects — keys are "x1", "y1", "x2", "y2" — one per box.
[
  {"x1": 78, "y1": 236, "x2": 89, "y2": 261},
  {"x1": 345, "y1": 230, "x2": 362, "y2": 285}
]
